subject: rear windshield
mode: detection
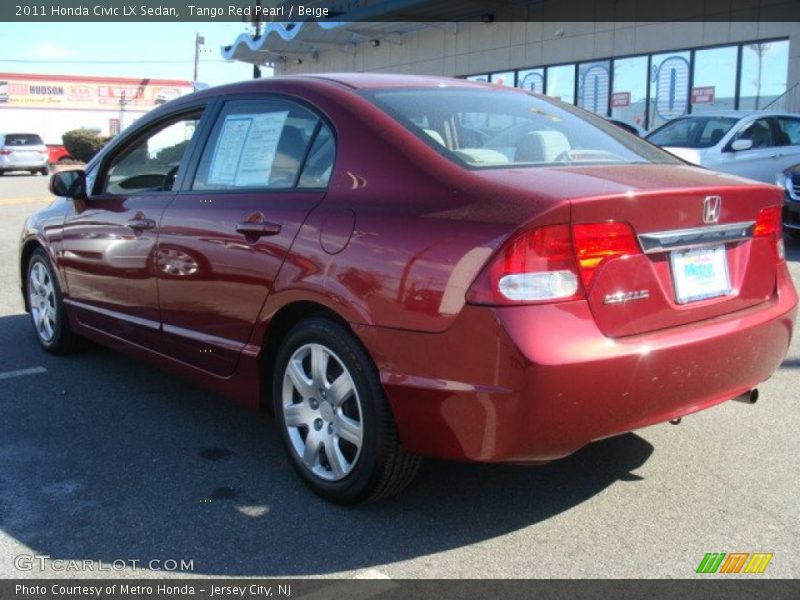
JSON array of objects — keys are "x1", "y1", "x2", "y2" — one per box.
[
  {"x1": 3, "y1": 134, "x2": 44, "y2": 146},
  {"x1": 646, "y1": 117, "x2": 738, "y2": 148},
  {"x1": 360, "y1": 87, "x2": 679, "y2": 169}
]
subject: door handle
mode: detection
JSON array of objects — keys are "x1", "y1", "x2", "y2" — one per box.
[
  {"x1": 127, "y1": 217, "x2": 156, "y2": 230},
  {"x1": 236, "y1": 221, "x2": 281, "y2": 238}
]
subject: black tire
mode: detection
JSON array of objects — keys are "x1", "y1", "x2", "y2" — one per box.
[
  {"x1": 272, "y1": 317, "x2": 420, "y2": 504},
  {"x1": 40, "y1": 166, "x2": 50, "y2": 176},
  {"x1": 26, "y1": 248, "x2": 81, "y2": 354}
]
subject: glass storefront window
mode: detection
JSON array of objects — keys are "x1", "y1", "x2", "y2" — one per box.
[
  {"x1": 692, "y1": 46, "x2": 737, "y2": 114},
  {"x1": 489, "y1": 71, "x2": 515, "y2": 87},
  {"x1": 578, "y1": 61, "x2": 611, "y2": 115},
  {"x1": 739, "y1": 40, "x2": 789, "y2": 109},
  {"x1": 611, "y1": 56, "x2": 648, "y2": 131},
  {"x1": 650, "y1": 51, "x2": 691, "y2": 130},
  {"x1": 517, "y1": 68, "x2": 544, "y2": 94},
  {"x1": 464, "y1": 37, "x2": 789, "y2": 129},
  {"x1": 546, "y1": 64, "x2": 576, "y2": 104}
]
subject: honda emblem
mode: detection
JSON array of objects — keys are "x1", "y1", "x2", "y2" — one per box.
[{"x1": 703, "y1": 196, "x2": 721, "y2": 224}]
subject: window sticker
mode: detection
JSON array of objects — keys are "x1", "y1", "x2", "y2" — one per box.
[
  {"x1": 208, "y1": 116, "x2": 250, "y2": 185},
  {"x1": 207, "y1": 111, "x2": 289, "y2": 187}
]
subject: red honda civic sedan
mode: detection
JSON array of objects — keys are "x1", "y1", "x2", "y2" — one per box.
[{"x1": 19, "y1": 74, "x2": 797, "y2": 504}]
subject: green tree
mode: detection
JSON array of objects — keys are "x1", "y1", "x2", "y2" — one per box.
[{"x1": 62, "y1": 129, "x2": 106, "y2": 163}]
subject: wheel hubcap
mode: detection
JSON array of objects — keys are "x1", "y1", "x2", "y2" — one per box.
[
  {"x1": 28, "y1": 261, "x2": 56, "y2": 343},
  {"x1": 282, "y1": 343, "x2": 363, "y2": 481}
]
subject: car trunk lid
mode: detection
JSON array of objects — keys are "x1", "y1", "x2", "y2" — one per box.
[
  {"x1": 569, "y1": 178, "x2": 782, "y2": 338},
  {"x1": 470, "y1": 164, "x2": 783, "y2": 338}
]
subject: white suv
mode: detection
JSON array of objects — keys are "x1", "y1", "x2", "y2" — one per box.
[{"x1": 0, "y1": 133, "x2": 49, "y2": 176}]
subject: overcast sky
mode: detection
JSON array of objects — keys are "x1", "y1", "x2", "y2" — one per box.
[{"x1": 0, "y1": 22, "x2": 272, "y2": 86}]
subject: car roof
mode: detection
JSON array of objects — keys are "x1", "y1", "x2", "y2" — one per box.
[
  {"x1": 192, "y1": 73, "x2": 507, "y2": 98},
  {"x1": 290, "y1": 73, "x2": 492, "y2": 89}
]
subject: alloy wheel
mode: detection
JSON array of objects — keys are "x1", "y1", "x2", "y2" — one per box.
[
  {"x1": 281, "y1": 342, "x2": 364, "y2": 481},
  {"x1": 28, "y1": 260, "x2": 57, "y2": 343}
]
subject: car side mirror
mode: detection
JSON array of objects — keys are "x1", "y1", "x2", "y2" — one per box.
[
  {"x1": 49, "y1": 169, "x2": 87, "y2": 199},
  {"x1": 730, "y1": 139, "x2": 753, "y2": 152}
]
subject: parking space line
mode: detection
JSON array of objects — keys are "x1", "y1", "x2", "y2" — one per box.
[
  {"x1": 0, "y1": 366, "x2": 47, "y2": 381},
  {"x1": 354, "y1": 569, "x2": 392, "y2": 579}
]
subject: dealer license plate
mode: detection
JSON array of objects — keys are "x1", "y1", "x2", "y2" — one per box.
[{"x1": 670, "y1": 245, "x2": 731, "y2": 304}]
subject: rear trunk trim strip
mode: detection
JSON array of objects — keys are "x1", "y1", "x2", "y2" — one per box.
[{"x1": 637, "y1": 221, "x2": 755, "y2": 254}]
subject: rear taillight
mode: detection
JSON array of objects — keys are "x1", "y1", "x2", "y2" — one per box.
[
  {"x1": 754, "y1": 206, "x2": 785, "y2": 261},
  {"x1": 466, "y1": 221, "x2": 641, "y2": 305},
  {"x1": 572, "y1": 222, "x2": 641, "y2": 289},
  {"x1": 0, "y1": 149, "x2": 12, "y2": 155},
  {"x1": 466, "y1": 225, "x2": 581, "y2": 305}
]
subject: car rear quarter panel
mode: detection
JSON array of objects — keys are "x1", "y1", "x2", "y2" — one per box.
[{"x1": 254, "y1": 81, "x2": 571, "y2": 335}]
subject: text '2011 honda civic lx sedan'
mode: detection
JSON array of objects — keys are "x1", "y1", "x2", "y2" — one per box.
[{"x1": 19, "y1": 74, "x2": 798, "y2": 504}]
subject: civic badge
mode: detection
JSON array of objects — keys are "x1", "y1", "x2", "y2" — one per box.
[{"x1": 703, "y1": 196, "x2": 721, "y2": 224}]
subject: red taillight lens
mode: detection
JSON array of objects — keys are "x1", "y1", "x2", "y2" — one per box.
[
  {"x1": 467, "y1": 221, "x2": 642, "y2": 306},
  {"x1": 0, "y1": 149, "x2": 13, "y2": 155},
  {"x1": 754, "y1": 206, "x2": 785, "y2": 261},
  {"x1": 754, "y1": 206, "x2": 781, "y2": 237},
  {"x1": 572, "y1": 222, "x2": 641, "y2": 289},
  {"x1": 466, "y1": 224, "x2": 581, "y2": 305}
]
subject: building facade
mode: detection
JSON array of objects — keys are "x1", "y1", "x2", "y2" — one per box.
[{"x1": 0, "y1": 73, "x2": 194, "y2": 145}]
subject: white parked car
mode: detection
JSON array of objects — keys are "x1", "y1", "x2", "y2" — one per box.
[
  {"x1": 646, "y1": 111, "x2": 800, "y2": 184},
  {"x1": 0, "y1": 133, "x2": 49, "y2": 176}
]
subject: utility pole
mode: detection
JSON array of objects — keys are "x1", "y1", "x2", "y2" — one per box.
[
  {"x1": 193, "y1": 32, "x2": 205, "y2": 82},
  {"x1": 252, "y1": 1, "x2": 262, "y2": 79},
  {"x1": 119, "y1": 90, "x2": 127, "y2": 132}
]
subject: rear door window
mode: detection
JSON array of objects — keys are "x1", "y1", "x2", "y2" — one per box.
[
  {"x1": 298, "y1": 124, "x2": 335, "y2": 188},
  {"x1": 192, "y1": 99, "x2": 325, "y2": 190},
  {"x1": 774, "y1": 117, "x2": 800, "y2": 146}
]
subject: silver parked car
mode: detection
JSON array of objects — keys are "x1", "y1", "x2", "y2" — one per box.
[
  {"x1": 0, "y1": 133, "x2": 49, "y2": 176},
  {"x1": 646, "y1": 111, "x2": 800, "y2": 184}
]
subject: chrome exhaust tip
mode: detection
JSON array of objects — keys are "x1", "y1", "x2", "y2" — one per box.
[
  {"x1": 669, "y1": 418, "x2": 682, "y2": 425},
  {"x1": 732, "y1": 389, "x2": 759, "y2": 404}
]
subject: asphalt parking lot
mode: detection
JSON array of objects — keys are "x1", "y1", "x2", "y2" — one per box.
[{"x1": 0, "y1": 173, "x2": 799, "y2": 579}]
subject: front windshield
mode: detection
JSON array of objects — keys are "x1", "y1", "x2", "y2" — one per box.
[
  {"x1": 646, "y1": 116, "x2": 738, "y2": 148},
  {"x1": 361, "y1": 87, "x2": 679, "y2": 169}
]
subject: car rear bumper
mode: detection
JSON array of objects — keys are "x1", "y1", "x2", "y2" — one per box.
[
  {"x1": 356, "y1": 264, "x2": 797, "y2": 463},
  {"x1": 0, "y1": 156, "x2": 47, "y2": 170}
]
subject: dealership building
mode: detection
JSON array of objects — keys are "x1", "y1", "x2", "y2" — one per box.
[
  {"x1": 0, "y1": 73, "x2": 194, "y2": 145},
  {"x1": 223, "y1": 0, "x2": 800, "y2": 131}
]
